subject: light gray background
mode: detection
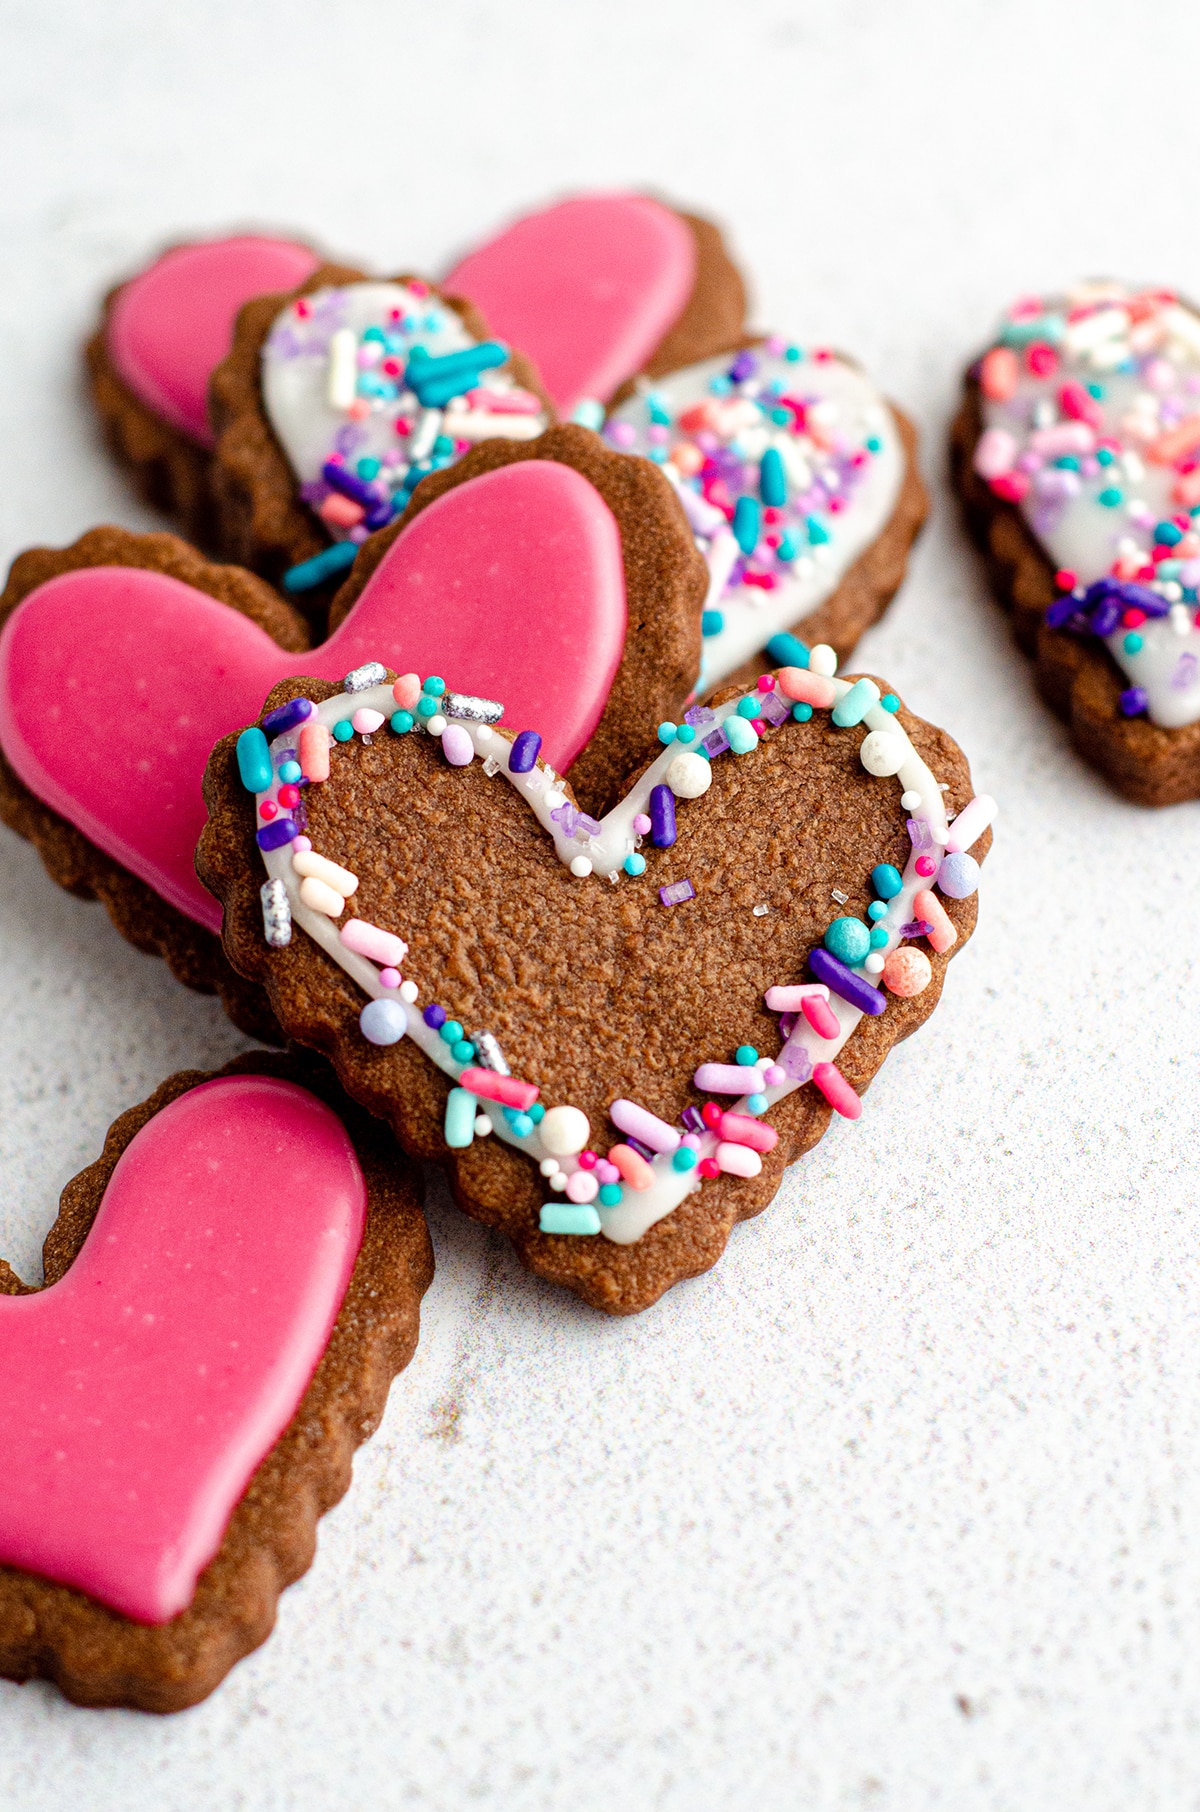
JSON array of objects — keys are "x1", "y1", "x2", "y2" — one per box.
[{"x1": 1, "y1": 2, "x2": 1197, "y2": 1805}]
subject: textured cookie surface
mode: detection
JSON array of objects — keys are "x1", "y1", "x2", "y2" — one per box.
[
  {"x1": 0, "y1": 1051, "x2": 432, "y2": 1713},
  {"x1": 201, "y1": 666, "x2": 989, "y2": 1315}
]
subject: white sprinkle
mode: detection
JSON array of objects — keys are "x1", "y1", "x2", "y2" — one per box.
[
  {"x1": 752, "y1": 904, "x2": 769, "y2": 917},
  {"x1": 548, "y1": 1172, "x2": 568, "y2": 1191},
  {"x1": 473, "y1": 1115, "x2": 493, "y2": 1138},
  {"x1": 399, "y1": 979, "x2": 419, "y2": 1004},
  {"x1": 901, "y1": 790, "x2": 922, "y2": 810},
  {"x1": 570, "y1": 856, "x2": 593, "y2": 878},
  {"x1": 426, "y1": 714, "x2": 447, "y2": 737},
  {"x1": 831, "y1": 888, "x2": 849, "y2": 905},
  {"x1": 864, "y1": 953, "x2": 886, "y2": 975},
  {"x1": 327, "y1": 329, "x2": 358, "y2": 411},
  {"x1": 539, "y1": 1158, "x2": 561, "y2": 1178}
]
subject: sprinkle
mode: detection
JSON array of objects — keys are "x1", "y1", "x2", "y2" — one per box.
[
  {"x1": 714, "y1": 1141, "x2": 762, "y2": 1178},
  {"x1": 237, "y1": 727, "x2": 273, "y2": 793},
  {"x1": 882, "y1": 948, "x2": 932, "y2": 996},
  {"x1": 282, "y1": 543, "x2": 358, "y2": 593},
  {"x1": 299, "y1": 875, "x2": 347, "y2": 918},
  {"x1": 540, "y1": 1203, "x2": 601, "y2": 1236},
  {"x1": 351, "y1": 707, "x2": 385, "y2": 735},
  {"x1": 359, "y1": 998, "x2": 407, "y2": 1045},
  {"x1": 624, "y1": 852, "x2": 646, "y2": 876},
  {"x1": 298, "y1": 721, "x2": 331, "y2": 782},
  {"x1": 344, "y1": 661, "x2": 388, "y2": 693},
  {"x1": 607, "y1": 1144, "x2": 655, "y2": 1190},
  {"x1": 442, "y1": 723, "x2": 475, "y2": 766},
  {"x1": 809, "y1": 947, "x2": 887, "y2": 1015},
  {"x1": 263, "y1": 697, "x2": 316, "y2": 738},
  {"x1": 725, "y1": 715, "x2": 759, "y2": 755},
  {"x1": 260, "y1": 878, "x2": 291, "y2": 948},
  {"x1": 293, "y1": 850, "x2": 358, "y2": 897},
  {"x1": 508, "y1": 730, "x2": 542, "y2": 773},
  {"x1": 913, "y1": 889, "x2": 958, "y2": 952},
  {"x1": 649, "y1": 783, "x2": 677, "y2": 847},
  {"x1": 444, "y1": 1087, "x2": 477, "y2": 1149},
  {"x1": 764, "y1": 983, "x2": 830, "y2": 1012},
  {"x1": 831, "y1": 678, "x2": 881, "y2": 728},
  {"x1": 458, "y1": 1067, "x2": 538, "y2": 1110},
  {"x1": 610, "y1": 1099, "x2": 682, "y2": 1154},
  {"x1": 659, "y1": 878, "x2": 696, "y2": 907},
  {"x1": 473, "y1": 1032, "x2": 510, "y2": 1076},
  {"x1": 339, "y1": 918, "x2": 406, "y2": 966},
  {"x1": 812, "y1": 1062, "x2": 862, "y2": 1119},
  {"x1": 752, "y1": 903, "x2": 770, "y2": 916},
  {"x1": 256, "y1": 818, "x2": 298, "y2": 851},
  {"x1": 718, "y1": 1112, "x2": 779, "y2": 1154},
  {"x1": 327, "y1": 328, "x2": 358, "y2": 410},
  {"x1": 444, "y1": 691, "x2": 504, "y2": 723},
  {"x1": 694, "y1": 1063, "x2": 767, "y2": 1094}
]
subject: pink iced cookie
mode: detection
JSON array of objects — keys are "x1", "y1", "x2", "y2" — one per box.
[
  {"x1": 106, "y1": 235, "x2": 320, "y2": 446},
  {"x1": 445, "y1": 194, "x2": 698, "y2": 416},
  {"x1": 0, "y1": 1075, "x2": 365, "y2": 1623},
  {"x1": 0, "y1": 459, "x2": 626, "y2": 930}
]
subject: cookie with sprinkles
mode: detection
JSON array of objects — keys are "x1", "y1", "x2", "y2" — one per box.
[
  {"x1": 199, "y1": 650, "x2": 992, "y2": 1316},
  {"x1": 209, "y1": 262, "x2": 554, "y2": 613},
  {"x1": 602, "y1": 335, "x2": 928, "y2": 698},
  {"x1": 952, "y1": 282, "x2": 1200, "y2": 804},
  {"x1": 442, "y1": 192, "x2": 748, "y2": 420},
  {"x1": 0, "y1": 1050, "x2": 432, "y2": 1713},
  {"x1": 0, "y1": 431, "x2": 705, "y2": 1036},
  {"x1": 86, "y1": 233, "x2": 324, "y2": 545}
]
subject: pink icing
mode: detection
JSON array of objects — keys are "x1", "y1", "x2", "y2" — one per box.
[
  {"x1": 445, "y1": 194, "x2": 697, "y2": 416},
  {"x1": 0, "y1": 460, "x2": 627, "y2": 931},
  {"x1": 0, "y1": 1076, "x2": 365, "y2": 1623},
  {"x1": 106, "y1": 235, "x2": 320, "y2": 448}
]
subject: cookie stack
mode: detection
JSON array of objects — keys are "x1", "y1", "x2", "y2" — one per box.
[{"x1": 0, "y1": 192, "x2": 992, "y2": 1710}]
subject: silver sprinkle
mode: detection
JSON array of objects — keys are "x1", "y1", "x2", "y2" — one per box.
[
  {"x1": 444, "y1": 691, "x2": 504, "y2": 724},
  {"x1": 343, "y1": 660, "x2": 388, "y2": 693},
  {"x1": 260, "y1": 878, "x2": 292, "y2": 948},
  {"x1": 473, "y1": 1031, "x2": 511, "y2": 1076}
]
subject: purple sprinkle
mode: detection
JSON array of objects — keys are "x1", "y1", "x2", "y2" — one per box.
[
  {"x1": 808, "y1": 946, "x2": 886, "y2": 1016},
  {"x1": 899, "y1": 918, "x2": 934, "y2": 939},
  {"x1": 702, "y1": 725, "x2": 731, "y2": 759},
  {"x1": 298, "y1": 479, "x2": 330, "y2": 505},
  {"x1": 1088, "y1": 598, "x2": 1123, "y2": 637},
  {"x1": 684, "y1": 704, "x2": 717, "y2": 727},
  {"x1": 255, "y1": 818, "x2": 297, "y2": 851},
  {"x1": 1171, "y1": 652, "x2": 1198, "y2": 691},
  {"x1": 334, "y1": 423, "x2": 365, "y2": 456},
  {"x1": 680, "y1": 1105, "x2": 706, "y2": 1135},
  {"x1": 423, "y1": 1003, "x2": 447, "y2": 1030},
  {"x1": 778, "y1": 1040, "x2": 813, "y2": 1084},
  {"x1": 1045, "y1": 594, "x2": 1080, "y2": 630},
  {"x1": 659, "y1": 879, "x2": 696, "y2": 907},
  {"x1": 1118, "y1": 687, "x2": 1149, "y2": 717},
  {"x1": 758, "y1": 690, "x2": 791, "y2": 726},
  {"x1": 778, "y1": 1012, "x2": 798, "y2": 1041},
  {"x1": 322, "y1": 460, "x2": 385, "y2": 510},
  {"x1": 262, "y1": 698, "x2": 315, "y2": 737},
  {"x1": 579, "y1": 813, "x2": 602, "y2": 837},
  {"x1": 729, "y1": 352, "x2": 758, "y2": 383},
  {"x1": 624, "y1": 1134, "x2": 656, "y2": 1163},
  {"x1": 550, "y1": 801, "x2": 582, "y2": 837},
  {"x1": 508, "y1": 730, "x2": 541, "y2": 773},
  {"x1": 907, "y1": 816, "x2": 934, "y2": 851},
  {"x1": 650, "y1": 783, "x2": 677, "y2": 848}
]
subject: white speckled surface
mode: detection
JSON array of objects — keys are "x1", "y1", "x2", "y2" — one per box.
[{"x1": 2, "y1": 2, "x2": 1199, "y2": 1804}]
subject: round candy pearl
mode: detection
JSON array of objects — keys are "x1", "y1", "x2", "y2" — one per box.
[
  {"x1": 570, "y1": 855, "x2": 593, "y2": 878},
  {"x1": 763, "y1": 1064, "x2": 787, "y2": 1087},
  {"x1": 882, "y1": 947, "x2": 933, "y2": 996},
  {"x1": 863, "y1": 953, "x2": 885, "y2": 975},
  {"x1": 595, "y1": 1160, "x2": 621, "y2": 1186},
  {"x1": 666, "y1": 752, "x2": 713, "y2": 799},
  {"x1": 359, "y1": 998, "x2": 407, "y2": 1045},
  {"x1": 859, "y1": 731, "x2": 906, "y2": 777},
  {"x1": 441, "y1": 723, "x2": 474, "y2": 766},
  {"x1": 539, "y1": 1157, "x2": 561, "y2": 1178},
  {"x1": 426, "y1": 713, "x2": 447, "y2": 737},
  {"x1": 632, "y1": 813, "x2": 652, "y2": 835},
  {"x1": 379, "y1": 968, "x2": 401, "y2": 989},
  {"x1": 824, "y1": 916, "x2": 872, "y2": 965},
  {"x1": 808, "y1": 644, "x2": 838, "y2": 677},
  {"x1": 539, "y1": 1104, "x2": 590, "y2": 1157},
  {"x1": 399, "y1": 979, "x2": 419, "y2": 1003},
  {"x1": 937, "y1": 851, "x2": 980, "y2": 899},
  {"x1": 565, "y1": 1168, "x2": 600, "y2": 1204},
  {"x1": 474, "y1": 1115, "x2": 493, "y2": 1137}
]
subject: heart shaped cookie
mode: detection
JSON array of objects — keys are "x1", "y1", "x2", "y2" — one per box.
[
  {"x1": 87, "y1": 234, "x2": 322, "y2": 542},
  {"x1": 0, "y1": 430, "x2": 703, "y2": 1035},
  {"x1": 953, "y1": 282, "x2": 1200, "y2": 804},
  {"x1": 443, "y1": 193, "x2": 746, "y2": 416},
  {"x1": 210, "y1": 262, "x2": 553, "y2": 605},
  {"x1": 0, "y1": 1053, "x2": 432, "y2": 1713},
  {"x1": 200, "y1": 653, "x2": 992, "y2": 1314},
  {"x1": 603, "y1": 336, "x2": 928, "y2": 695}
]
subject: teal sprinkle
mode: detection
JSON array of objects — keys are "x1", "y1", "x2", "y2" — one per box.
[
  {"x1": 673, "y1": 1146, "x2": 698, "y2": 1172},
  {"x1": 865, "y1": 435, "x2": 882, "y2": 453},
  {"x1": 725, "y1": 714, "x2": 758, "y2": 754},
  {"x1": 1123, "y1": 631, "x2": 1144, "y2": 654},
  {"x1": 390, "y1": 710, "x2": 414, "y2": 734},
  {"x1": 540, "y1": 1203, "x2": 600, "y2": 1236},
  {"x1": 735, "y1": 1045, "x2": 759, "y2": 1066},
  {"x1": 510, "y1": 1113, "x2": 534, "y2": 1139},
  {"x1": 869, "y1": 925, "x2": 890, "y2": 950},
  {"x1": 362, "y1": 326, "x2": 386, "y2": 344},
  {"x1": 1086, "y1": 381, "x2": 1105, "y2": 399},
  {"x1": 746, "y1": 1093, "x2": 768, "y2": 1115},
  {"x1": 770, "y1": 406, "x2": 791, "y2": 426},
  {"x1": 702, "y1": 609, "x2": 725, "y2": 637},
  {"x1": 1054, "y1": 454, "x2": 1081, "y2": 471},
  {"x1": 736, "y1": 695, "x2": 760, "y2": 719},
  {"x1": 657, "y1": 722, "x2": 678, "y2": 744},
  {"x1": 868, "y1": 900, "x2": 888, "y2": 921},
  {"x1": 767, "y1": 632, "x2": 809, "y2": 668},
  {"x1": 881, "y1": 694, "x2": 900, "y2": 713},
  {"x1": 806, "y1": 516, "x2": 830, "y2": 545},
  {"x1": 598, "y1": 1183, "x2": 624, "y2": 1208},
  {"x1": 624, "y1": 852, "x2": 647, "y2": 876},
  {"x1": 422, "y1": 675, "x2": 446, "y2": 696},
  {"x1": 785, "y1": 345, "x2": 802, "y2": 361},
  {"x1": 792, "y1": 703, "x2": 813, "y2": 722},
  {"x1": 433, "y1": 435, "x2": 454, "y2": 457},
  {"x1": 1097, "y1": 487, "x2": 1124, "y2": 508},
  {"x1": 439, "y1": 1020, "x2": 463, "y2": 1045},
  {"x1": 709, "y1": 374, "x2": 733, "y2": 396},
  {"x1": 451, "y1": 1039, "x2": 475, "y2": 1064},
  {"x1": 356, "y1": 456, "x2": 381, "y2": 480},
  {"x1": 1096, "y1": 446, "x2": 1115, "y2": 466},
  {"x1": 649, "y1": 446, "x2": 668, "y2": 463},
  {"x1": 277, "y1": 758, "x2": 301, "y2": 785},
  {"x1": 416, "y1": 696, "x2": 438, "y2": 719},
  {"x1": 824, "y1": 917, "x2": 871, "y2": 965},
  {"x1": 333, "y1": 719, "x2": 354, "y2": 742},
  {"x1": 528, "y1": 1103, "x2": 546, "y2": 1125},
  {"x1": 777, "y1": 532, "x2": 797, "y2": 562},
  {"x1": 676, "y1": 723, "x2": 696, "y2": 745}
]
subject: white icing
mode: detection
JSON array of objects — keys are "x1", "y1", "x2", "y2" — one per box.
[
  {"x1": 253, "y1": 671, "x2": 977, "y2": 1247},
  {"x1": 978, "y1": 283, "x2": 1200, "y2": 728},
  {"x1": 605, "y1": 345, "x2": 905, "y2": 691},
  {"x1": 262, "y1": 282, "x2": 547, "y2": 541}
]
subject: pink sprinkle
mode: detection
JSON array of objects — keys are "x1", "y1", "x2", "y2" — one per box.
[
  {"x1": 291, "y1": 835, "x2": 313, "y2": 852},
  {"x1": 379, "y1": 968, "x2": 401, "y2": 989},
  {"x1": 352, "y1": 708, "x2": 385, "y2": 735},
  {"x1": 812, "y1": 1062, "x2": 862, "y2": 1120},
  {"x1": 632, "y1": 813, "x2": 652, "y2": 835},
  {"x1": 595, "y1": 1160, "x2": 621, "y2": 1186},
  {"x1": 577, "y1": 1149, "x2": 598, "y2": 1170},
  {"x1": 392, "y1": 672, "x2": 421, "y2": 710},
  {"x1": 758, "y1": 674, "x2": 776, "y2": 691},
  {"x1": 457, "y1": 1068, "x2": 539, "y2": 1110},
  {"x1": 763, "y1": 1064, "x2": 788, "y2": 1088},
  {"x1": 915, "y1": 855, "x2": 937, "y2": 878}
]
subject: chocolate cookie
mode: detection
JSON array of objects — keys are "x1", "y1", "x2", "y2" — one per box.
[
  {"x1": 603, "y1": 334, "x2": 928, "y2": 698},
  {"x1": 199, "y1": 653, "x2": 992, "y2": 1316},
  {"x1": 0, "y1": 1051, "x2": 432, "y2": 1713},
  {"x1": 951, "y1": 282, "x2": 1200, "y2": 805},
  {"x1": 209, "y1": 263, "x2": 554, "y2": 611},
  {"x1": 86, "y1": 234, "x2": 322, "y2": 546},
  {"x1": 444, "y1": 193, "x2": 748, "y2": 418},
  {"x1": 0, "y1": 436, "x2": 705, "y2": 1034}
]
